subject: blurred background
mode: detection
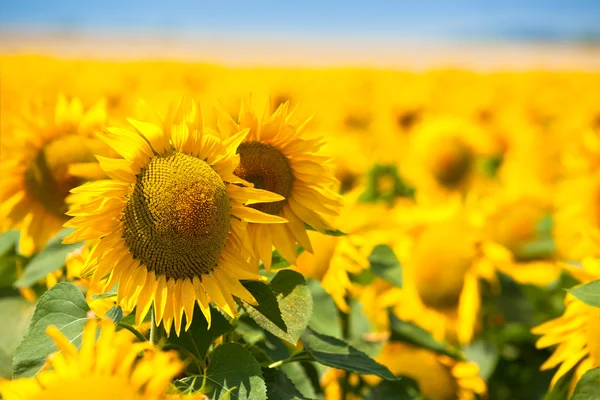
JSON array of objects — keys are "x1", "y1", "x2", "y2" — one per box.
[{"x1": 1, "y1": 0, "x2": 599, "y2": 68}]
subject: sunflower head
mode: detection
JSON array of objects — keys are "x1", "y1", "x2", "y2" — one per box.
[
  {"x1": 0, "y1": 94, "x2": 109, "y2": 255},
  {"x1": 64, "y1": 96, "x2": 287, "y2": 335},
  {"x1": 0, "y1": 318, "x2": 183, "y2": 400},
  {"x1": 214, "y1": 98, "x2": 341, "y2": 269}
]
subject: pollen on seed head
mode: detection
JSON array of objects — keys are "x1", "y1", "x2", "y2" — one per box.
[
  {"x1": 234, "y1": 141, "x2": 294, "y2": 215},
  {"x1": 122, "y1": 152, "x2": 231, "y2": 280}
]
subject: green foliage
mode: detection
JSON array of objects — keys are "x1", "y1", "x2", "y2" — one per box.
[
  {"x1": 568, "y1": 280, "x2": 600, "y2": 307},
  {"x1": 264, "y1": 368, "x2": 313, "y2": 400},
  {"x1": 306, "y1": 278, "x2": 342, "y2": 338},
  {"x1": 359, "y1": 164, "x2": 415, "y2": 204},
  {"x1": 204, "y1": 343, "x2": 267, "y2": 400},
  {"x1": 271, "y1": 245, "x2": 305, "y2": 270},
  {"x1": 167, "y1": 305, "x2": 233, "y2": 364},
  {"x1": 243, "y1": 271, "x2": 312, "y2": 345},
  {"x1": 365, "y1": 378, "x2": 423, "y2": 400},
  {"x1": 368, "y1": 245, "x2": 403, "y2": 288},
  {"x1": 300, "y1": 328, "x2": 398, "y2": 380},
  {"x1": 571, "y1": 367, "x2": 600, "y2": 400},
  {"x1": 12, "y1": 282, "x2": 90, "y2": 378},
  {"x1": 389, "y1": 312, "x2": 463, "y2": 360},
  {"x1": 14, "y1": 229, "x2": 83, "y2": 288},
  {"x1": 0, "y1": 297, "x2": 36, "y2": 378}
]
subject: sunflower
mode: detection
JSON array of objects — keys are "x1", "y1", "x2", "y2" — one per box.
[
  {"x1": 403, "y1": 116, "x2": 494, "y2": 197},
  {"x1": 214, "y1": 98, "x2": 341, "y2": 269},
  {"x1": 0, "y1": 94, "x2": 110, "y2": 256},
  {"x1": 532, "y1": 260, "x2": 600, "y2": 392},
  {"x1": 63, "y1": 96, "x2": 287, "y2": 335},
  {"x1": 0, "y1": 318, "x2": 183, "y2": 400},
  {"x1": 479, "y1": 189, "x2": 561, "y2": 286},
  {"x1": 385, "y1": 199, "x2": 496, "y2": 344},
  {"x1": 367, "y1": 342, "x2": 487, "y2": 400},
  {"x1": 554, "y1": 171, "x2": 600, "y2": 260},
  {"x1": 295, "y1": 189, "x2": 395, "y2": 312}
]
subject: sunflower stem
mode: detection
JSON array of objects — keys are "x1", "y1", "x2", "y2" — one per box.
[{"x1": 117, "y1": 322, "x2": 147, "y2": 342}]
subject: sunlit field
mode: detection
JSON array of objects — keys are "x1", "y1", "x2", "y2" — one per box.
[{"x1": 1, "y1": 53, "x2": 599, "y2": 400}]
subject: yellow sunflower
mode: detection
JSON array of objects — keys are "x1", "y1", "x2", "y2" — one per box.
[
  {"x1": 554, "y1": 171, "x2": 600, "y2": 259},
  {"x1": 0, "y1": 94, "x2": 110, "y2": 256},
  {"x1": 214, "y1": 98, "x2": 341, "y2": 269},
  {"x1": 0, "y1": 318, "x2": 183, "y2": 400},
  {"x1": 403, "y1": 116, "x2": 494, "y2": 197},
  {"x1": 295, "y1": 189, "x2": 395, "y2": 312},
  {"x1": 367, "y1": 342, "x2": 487, "y2": 400},
  {"x1": 63, "y1": 96, "x2": 287, "y2": 335},
  {"x1": 532, "y1": 259, "x2": 600, "y2": 392},
  {"x1": 479, "y1": 188, "x2": 561, "y2": 286},
  {"x1": 386, "y1": 199, "x2": 496, "y2": 344}
]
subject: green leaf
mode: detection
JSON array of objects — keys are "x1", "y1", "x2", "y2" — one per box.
[
  {"x1": 368, "y1": 245, "x2": 402, "y2": 288},
  {"x1": 174, "y1": 375, "x2": 205, "y2": 394},
  {"x1": 281, "y1": 363, "x2": 319, "y2": 399},
  {"x1": 205, "y1": 343, "x2": 267, "y2": 400},
  {"x1": 463, "y1": 341, "x2": 499, "y2": 380},
  {"x1": 242, "y1": 281, "x2": 288, "y2": 334},
  {"x1": 271, "y1": 245, "x2": 305, "y2": 270},
  {"x1": 389, "y1": 312, "x2": 463, "y2": 360},
  {"x1": 568, "y1": 280, "x2": 600, "y2": 307},
  {"x1": 301, "y1": 328, "x2": 398, "y2": 380},
  {"x1": 348, "y1": 300, "x2": 384, "y2": 357},
  {"x1": 269, "y1": 270, "x2": 313, "y2": 344},
  {"x1": 305, "y1": 224, "x2": 347, "y2": 236},
  {"x1": 366, "y1": 378, "x2": 423, "y2": 400},
  {"x1": 0, "y1": 231, "x2": 19, "y2": 256},
  {"x1": 14, "y1": 229, "x2": 83, "y2": 288},
  {"x1": 307, "y1": 279, "x2": 342, "y2": 338},
  {"x1": 244, "y1": 271, "x2": 313, "y2": 345},
  {"x1": 167, "y1": 305, "x2": 233, "y2": 362},
  {"x1": 545, "y1": 368, "x2": 574, "y2": 400},
  {"x1": 12, "y1": 282, "x2": 90, "y2": 378},
  {"x1": 0, "y1": 297, "x2": 36, "y2": 378},
  {"x1": 264, "y1": 368, "x2": 313, "y2": 400},
  {"x1": 91, "y1": 284, "x2": 117, "y2": 300},
  {"x1": 571, "y1": 367, "x2": 600, "y2": 400},
  {"x1": 105, "y1": 305, "x2": 123, "y2": 324}
]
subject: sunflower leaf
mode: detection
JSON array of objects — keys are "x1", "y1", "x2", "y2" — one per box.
[
  {"x1": 301, "y1": 328, "x2": 398, "y2": 380},
  {"x1": 389, "y1": 312, "x2": 464, "y2": 360},
  {"x1": 204, "y1": 343, "x2": 267, "y2": 400},
  {"x1": 0, "y1": 231, "x2": 19, "y2": 257},
  {"x1": 571, "y1": 367, "x2": 600, "y2": 400},
  {"x1": 263, "y1": 367, "x2": 314, "y2": 400},
  {"x1": 568, "y1": 280, "x2": 600, "y2": 307},
  {"x1": 242, "y1": 281, "x2": 288, "y2": 334},
  {"x1": 13, "y1": 229, "x2": 83, "y2": 288},
  {"x1": 307, "y1": 279, "x2": 342, "y2": 338},
  {"x1": 105, "y1": 305, "x2": 123, "y2": 324},
  {"x1": 365, "y1": 377, "x2": 423, "y2": 399},
  {"x1": 368, "y1": 244, "x2": 403, "y2": 288},
  {"x1": 12, "y1": 282, "x2": 90, "y2": 378},
  {"x1": 0, "y1": 297, "x2": 36, "y2": 378},
  {"x1": 166, "y1": 305, "x2": 233, "y2": 362},
  {"x1": 270, "y1": 270, "x2": 313, "y2": 344},
  {"x1": 271, "y1": 245, "x2": 305, "y2": 270}
]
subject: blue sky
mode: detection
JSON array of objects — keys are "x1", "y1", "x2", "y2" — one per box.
[{"x1": 1, "y1": 0, "x2": 599, "y2": 41}]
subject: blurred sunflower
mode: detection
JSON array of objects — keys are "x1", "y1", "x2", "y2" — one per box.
[
  {"x1": 0, "y1": 318, "x2": 183, "y2": 400},
  {"x1": 367, "y1": 342, "x2": 487, "y2": 400},
  {"x1": 215, "y1": 98, "x2": 341, "y2": 269},
  {"x1": 0, "y1": 95, "x2": 110, "y2": 255},
  {"x1": 403, "y1": 117, "x2": 493, "y2": 197},
  {"x1": 295, "y1": 189, "x2": 395, "y2": 311},
  {"x1": 554, "y1": 171, "x2": 600, "y2": 259},
  {"x1": 385, "y1": 200, "x2": 496, "y2": 344},
  {"x1": 479, "y1": 189, "x2": 561, "y2": 285},
  {"x1": 532, "y1": 259, "x2": 600, "y2": 392},
  {"x1": 63, "y1": 96, "x2": 287, "y2": 335}
]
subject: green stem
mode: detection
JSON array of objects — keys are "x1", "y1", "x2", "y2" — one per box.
[{"x1": 117, "y1": 322, "x2": 147, "y2": 342}]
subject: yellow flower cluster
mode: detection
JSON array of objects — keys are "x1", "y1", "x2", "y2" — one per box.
[{"x1": 1, "y1": 54, "x2": 599, "y2": 399}]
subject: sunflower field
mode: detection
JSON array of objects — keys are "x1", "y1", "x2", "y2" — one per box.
[{"x1": 0, "y1": 55, "x2": 599, "y2": 400}]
